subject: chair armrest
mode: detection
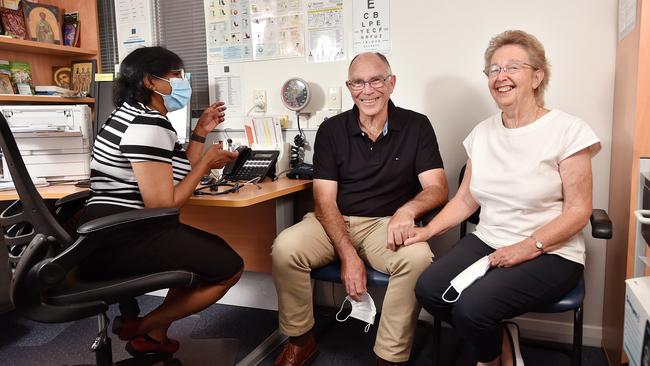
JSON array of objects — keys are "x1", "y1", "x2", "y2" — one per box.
[
  {"x1": 54, "y1": 191, "x2": 92, "y2": 232},
  {"x1": 77, "y1": 207, "x2": 178, "y2": 235},
  {"x1": 38, "y1": 208, "x2": 179, "y2": 285},
  {"x1": 590, "y1": 209, "x2": 612, "y2": 240},
  {"x1": 54, "y1": 191, "x2": 91, "y2": 209}
]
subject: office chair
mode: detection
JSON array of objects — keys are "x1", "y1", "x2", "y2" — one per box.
[
  {"x1": 431, "y1": 164, "x2": 612, "y2": 366},
  {"x1": 0, "y1": 114, "x2": 208, "y2": 366}
]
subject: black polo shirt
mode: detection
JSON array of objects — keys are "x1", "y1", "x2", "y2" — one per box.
[{"x1": 313, "y1": 99, "x2": 444, "y2": 217}]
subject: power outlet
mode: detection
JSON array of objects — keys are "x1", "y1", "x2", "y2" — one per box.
[
  {"x1": 253, "y1": 89, "x2": 266, "y2": 112},
  {"x1": 327, "y1": 86, "x2": 342, "y2": 111}
]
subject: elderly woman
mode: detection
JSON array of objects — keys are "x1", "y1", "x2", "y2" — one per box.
[
  {"x1": 78, "y1": 46, "x2": 243, "y2": 356},
  {"x1": 408, "y1": 30, "x2": 600, "y2": 366}
]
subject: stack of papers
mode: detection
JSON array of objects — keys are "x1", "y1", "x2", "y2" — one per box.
[
  {"x1": 0, "y1": 178, "x2": 49, "y2": 191},
  {"x1": 34, "y1": 86, "x2": 76, "y2": 97}
]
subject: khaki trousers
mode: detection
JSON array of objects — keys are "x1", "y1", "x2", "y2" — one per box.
[{"x1": 272, "y1": 212, "x2": 433, "y2": 362}]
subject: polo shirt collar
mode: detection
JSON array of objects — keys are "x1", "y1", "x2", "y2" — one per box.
[{"x1": 347, "y1": 99, "x2": 402, "y2": 136}]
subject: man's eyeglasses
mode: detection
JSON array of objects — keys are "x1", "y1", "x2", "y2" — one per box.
[
  {"x1": 483, "y1": 63, "x2": 537, "y2": 78},
  {"x1": 346, "y1": 74, "x2": 393, "y2": 90}
]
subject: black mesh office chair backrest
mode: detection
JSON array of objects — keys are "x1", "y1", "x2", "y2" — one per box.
[{"x1": 0, "y1": 114, "x2": 73, "y2": 261}]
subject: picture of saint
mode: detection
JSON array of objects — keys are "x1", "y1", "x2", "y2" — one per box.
[
  {"x1": 71, "y1": 60, "x2": 95, "y2": 97},
  {"x1": 23, "y1": 2, "x2": 61, "y2": 44},
  {"x1": 0, "y1": 74, "x2": 14, "y2": 94},
  {"x1": 52, "y1": 66, "x2": 71, "y2": 89},
  {"x1": 35, "y1": 12, "x2": 54, "y2": 43}
]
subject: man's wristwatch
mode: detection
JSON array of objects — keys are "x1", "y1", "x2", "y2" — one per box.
[{"x1": 531, "y1": 235, "x2": 545, "y2": 253}]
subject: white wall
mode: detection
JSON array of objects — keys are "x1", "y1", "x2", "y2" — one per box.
[{"x1": 209, "y1": 0, "x2": 617, "y2": 345}]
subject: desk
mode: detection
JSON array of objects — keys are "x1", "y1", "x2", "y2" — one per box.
[
  {"x1": 0, "y1": 178, "x2": 313, "y2": 273},
  {"x1": 181, "y1": 178, "x2": 312, "y2": 272}
]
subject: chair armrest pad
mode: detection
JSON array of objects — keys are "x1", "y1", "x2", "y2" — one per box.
[
  {"x1": 54, "y1": 191, "x2": 91, "y2": 208},
  {"x1": 38, "y1": 208, "x2": 180, "y2": 285},
  {"x1": 590, "y1": 209, "x2": 612, "y2": 240},
  {"x1": 77, "y1": 208, "x2": 179, "y2": 235}
]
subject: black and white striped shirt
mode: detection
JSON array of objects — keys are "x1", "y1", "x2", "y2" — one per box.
[{"x1": 86, "y1": 102, "x2": 191, "y2": 209}]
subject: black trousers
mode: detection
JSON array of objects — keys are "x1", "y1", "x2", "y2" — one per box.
[{"x1": 415, "y1": 234, "x2": 583, "y2": 362}]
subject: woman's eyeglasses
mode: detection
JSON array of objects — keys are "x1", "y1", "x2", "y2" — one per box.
[{"x1": 483, "y1": 63, "x2": 537, "y2": 78}]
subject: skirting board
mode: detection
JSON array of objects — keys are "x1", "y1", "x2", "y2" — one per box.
[
  {"x1": 514, "y1": 316, "x2": 602, "y2": 347},
  {"x1": 417, "y1": 311, "x2": 602, "y2": 347},
  {"x1": 150, "y1": 274, "x2": 603, "y2": 348}
]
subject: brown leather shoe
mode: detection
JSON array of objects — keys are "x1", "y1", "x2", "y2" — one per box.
[{"x1": 273, "y1": 335, "x2": 318, "y2": 366}]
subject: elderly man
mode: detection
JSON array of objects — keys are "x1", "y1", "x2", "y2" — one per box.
[{"x1": 272, "y1": 52, "x2": 448, "y2": 366}]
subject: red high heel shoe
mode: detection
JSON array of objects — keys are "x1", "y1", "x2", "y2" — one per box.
[
  {"x1": 112, "y1": 316, "x2": 143, "y2": 341},
  {"x1": 125, "y1": 334, "x2": 180, "y2": 357}
]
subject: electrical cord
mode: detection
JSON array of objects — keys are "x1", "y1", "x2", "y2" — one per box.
[
  {"x1": 193, "y1": 176, "x2": 262, "y2": 195},
  {"x1": 290, "y1": 112, "x2": 306, "y2": 168},
  {"x1": 246, "y1": 100, "x2": 266, "y2": 116},
  {"x1": 273, "y1": 168, "x2": 292, "y2": 181}
]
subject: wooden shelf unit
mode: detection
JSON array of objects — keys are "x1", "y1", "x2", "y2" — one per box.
[
  {"x1": 0, "y1": 0, "x2": 101, "y2": 88},
  {"x1": 0, "y1": 95, "x2": 94, "y2": 104},
  {"x1": 0, "y1": 36, "x2": 97, "y2": 56}
]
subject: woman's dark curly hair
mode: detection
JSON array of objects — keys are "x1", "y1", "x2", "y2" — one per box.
[{"x1": 113, "y1": 46, "x2": 184, "y2": 106}]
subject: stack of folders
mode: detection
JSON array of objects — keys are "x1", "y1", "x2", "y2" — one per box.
[{"x1": 244, "y1": 117, "x2": 283, "y2": 147}]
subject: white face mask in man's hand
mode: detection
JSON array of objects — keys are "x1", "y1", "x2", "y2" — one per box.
[
  {"x1": 442, "y1": 256, "x2": 491, "y2": 303},
  {"x1": 336, "y1": 292, "x2": 377, "y2": 332}
]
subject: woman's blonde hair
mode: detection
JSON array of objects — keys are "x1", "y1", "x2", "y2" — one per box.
[{"x1": 484, "y1": 30, "x2": 550, "y2": 106}]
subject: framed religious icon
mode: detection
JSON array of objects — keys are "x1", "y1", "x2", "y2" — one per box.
[
  {"x1": 71, "y1": 60, "x2": 96, "y2": 97},
  {"x1": 0, "y1": 6, "x2": 27, "y2": 39},
  {"x1": 22, "y1": 1, "x2": 61, "y2": 44},
  {"x1": 0, "y1": 74, "x2": 15, "y2": 95},
  {"x1": 52, "y1": 66, "x2": 71, "y2": 89}
]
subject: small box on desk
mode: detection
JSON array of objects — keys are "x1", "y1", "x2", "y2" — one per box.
[{"x1": 624, "y1": 276, "x2": 650, "y2": 366}]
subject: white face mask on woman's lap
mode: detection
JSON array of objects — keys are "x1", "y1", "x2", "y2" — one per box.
[{"x1": 442, "y1": 256, "x2": 491, "y2": 303}]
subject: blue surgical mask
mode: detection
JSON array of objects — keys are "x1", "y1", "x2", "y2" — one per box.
[{"x1": 153, "y1": 75, "x2": 192, "y2": 112}]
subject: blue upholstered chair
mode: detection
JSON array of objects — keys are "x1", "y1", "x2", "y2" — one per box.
[
  {"x1": 309, "y1": 210, "x2": 440, "y2": 362},
  {"x1": 311, "y1": 260, "x2": 390, "y2": 288}
]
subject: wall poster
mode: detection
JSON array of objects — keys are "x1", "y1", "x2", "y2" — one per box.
[
  {"x1": 204, "y1": 0, "x2": 305, "y2": 63},
  {"x1": 204, "y1": 0, "x2": 253, "y2": 63},
  {"x1": 306, "y1": 0, "x2": 344, "y2": 62},
  {"x1": 352, "y1": 0, "x2": 390, "y2": 54},
  {"x1": 250, "y1": 0, "x2": 305, "y2": 60},
  {"x1": 115, "y1": 0, "x2": 154, "y2": 62}
]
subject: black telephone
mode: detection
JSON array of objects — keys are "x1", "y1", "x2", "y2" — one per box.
[{"x1": 222, "y1": 146, "x2": 280, "y2": 181}]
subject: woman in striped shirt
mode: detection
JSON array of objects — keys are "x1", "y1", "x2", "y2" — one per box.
[{"x1": 78, "y1": 46, "x2": 243, "y2": 356}]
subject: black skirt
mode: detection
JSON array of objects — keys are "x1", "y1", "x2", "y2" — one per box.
[{"x1": 78, "y1": 204, "x2": 243, "y2": 283}]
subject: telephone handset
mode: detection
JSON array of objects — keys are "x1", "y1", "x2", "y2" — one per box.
[
  {"x1": 223, "y1": 146, "x2": 251, "y2": 177},
  {"x1": 222, "y1": 145, "x2": 280, "y2": 181}
]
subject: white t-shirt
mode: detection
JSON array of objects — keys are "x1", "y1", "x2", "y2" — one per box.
[{"x1": 463, "y1": 109, "x2": 601, "y2": 265}]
